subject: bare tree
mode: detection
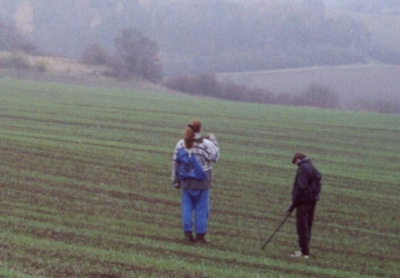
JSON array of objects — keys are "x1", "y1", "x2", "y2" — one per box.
[
  {"x1": 113, "y1": 28, "x2": 162, "y2": 82},
  {"x1": 80, "y1": 42, "x2": 109, "y2": 66}
]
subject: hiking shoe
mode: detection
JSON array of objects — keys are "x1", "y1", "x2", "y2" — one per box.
[
  {"x1": 184, "y1": 232, "x2": 195, "y2": 242},
  {"x1": 291, "y1": 251, "x2": 309, "y2": 258},
  {"x1": 195, "y1": 233, "x2": 211, "y2": 244}
]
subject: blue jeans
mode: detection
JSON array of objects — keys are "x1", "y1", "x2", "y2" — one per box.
[{"x1": 182, "y1": 189, "x2": 209, "y2": 234}]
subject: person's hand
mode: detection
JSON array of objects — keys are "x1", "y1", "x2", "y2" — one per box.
[
  {"x1": 286, "y1": 202, "x2": 295, "y2": 214},
  {"x1": 174, "y1": 183, "x2": 181, "y2": 190},
  {"x1": 206, "y1": 133, "x2": 215, "y2": 140}
]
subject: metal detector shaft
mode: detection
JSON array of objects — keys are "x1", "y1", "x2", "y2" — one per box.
[{"x1": 261, "y1": 213, "x2": 291, "y2": 250}]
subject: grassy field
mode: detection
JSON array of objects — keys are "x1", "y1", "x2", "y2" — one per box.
[{"x1": 0, "y1": 78, "x2": 399, "y2": 277}]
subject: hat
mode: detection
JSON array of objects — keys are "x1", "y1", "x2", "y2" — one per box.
[{"x1": 292, "y1": 152, "x2": 306, "y2": 164}]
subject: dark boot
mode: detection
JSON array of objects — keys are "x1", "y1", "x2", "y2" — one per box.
[
  {"x1": 195, "y1": 233, "x2": 211, "y2": 244},
  {"x1": 184, "y1": 232, "x2": 195, "y2": 242}
]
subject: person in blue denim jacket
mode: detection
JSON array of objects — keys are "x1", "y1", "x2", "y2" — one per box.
[{"x1": 172, "y1": 119, "x2": 220, "y2": 243}]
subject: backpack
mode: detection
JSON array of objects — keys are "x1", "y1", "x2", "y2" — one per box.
[{"x1": 177, "y1": 148, "x2": 206, "y2": 181}]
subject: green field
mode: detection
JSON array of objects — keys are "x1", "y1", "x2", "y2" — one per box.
[{"x1": 0, "y1": 78, "x2": 399, "y2": 278}]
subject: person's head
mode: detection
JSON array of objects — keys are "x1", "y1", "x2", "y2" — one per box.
[
  {"x1": 183, "y1": 119, "x2": 202, "y2": 149},
  {"x1": 292, "y1": 152, "x2": 306, "y2": 164}
]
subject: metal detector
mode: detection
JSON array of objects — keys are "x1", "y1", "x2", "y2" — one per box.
[{"x1": 261, "y1": 213, "x2": 291, "y2": 250}]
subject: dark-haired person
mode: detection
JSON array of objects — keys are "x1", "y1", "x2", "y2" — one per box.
[
  {"x1": 172, "y1": 119, "x2": 220, "y2": 243},
  {"x1": 287, "y1": 152, "x2": 322, "y2": 258}
]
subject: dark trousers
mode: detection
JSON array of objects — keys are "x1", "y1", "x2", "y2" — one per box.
[{"x1": 296, "y1": 201, "x2": 316, "y2": 255}]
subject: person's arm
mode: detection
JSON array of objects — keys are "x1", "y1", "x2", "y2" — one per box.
[
  {"x1": 296, "y1": 168, "x2": 309, "y2": 190},
  {"x1": 171, "y1": 141, "x2": 182, "y2": 189},
  {"x1": 293, "y1": 165, "x2": 314, "y2": 206},
  {"x1": 288, "y1": 166, "x2": 309, "y2": 210},
  {"x1": 203, "y1": 134, "x2": 219, "y2": 162}
]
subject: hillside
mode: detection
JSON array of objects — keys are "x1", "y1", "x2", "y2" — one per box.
[
  {"x1": 217, "y1": 64, "x2": 400, "y2": 105},
  {"x1": 2, "y1": 52, "x2": 399, "y2": 114},
  {"x1": 3, "y1": 0, "x2": 400, "y2": 76},
  {"x1": 0, "y1": 54, "x2": 174, "y2": 94}
]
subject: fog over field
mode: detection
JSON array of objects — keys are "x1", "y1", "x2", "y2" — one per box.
[{"x1": 0, "y1": 0, "x2": 399, "y2": 112}]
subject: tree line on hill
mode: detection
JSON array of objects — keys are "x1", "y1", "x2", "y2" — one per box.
[
  {"x1": 80, "y1": 29, "x2": 162, "y2": 82},
  {"x1": 163, "y1": 74, "x2": 400, "y2": 114},
  {"x1": 0, "y1": 0, "x2": 399, "y2": 114},
  {"x1": 0, "y1": 19, "x2": 162, "y2": 82},
  {"x1": 0, "y1": 16, "x2": 40, "y2": 71},
  {"x1": 1, "y1": 0, "x2": 400, "y2": 78}
]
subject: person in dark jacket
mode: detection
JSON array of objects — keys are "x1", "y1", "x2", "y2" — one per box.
[{"x1": 287, "y1": 152, "x2": 322, "y2": 258}]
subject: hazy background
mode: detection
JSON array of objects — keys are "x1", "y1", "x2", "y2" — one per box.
[
  {"x1": 1, "y1": 0, "x2": 400, "y2": 74},
  {"x1": 1, "y1": 0, "x2": 400, "y2": 112}
]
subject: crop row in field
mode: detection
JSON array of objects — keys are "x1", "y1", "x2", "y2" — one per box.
[{"x1": 0, "y1": 78, "x2": 399, "y2": 277}]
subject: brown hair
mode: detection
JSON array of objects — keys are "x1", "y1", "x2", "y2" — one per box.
[
  {"x1": 292, "y1": 152, "x2": 306, "y2": 164},
  {"x1": 183, "y1": 119, "x2": 201, "y2": 149}
]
